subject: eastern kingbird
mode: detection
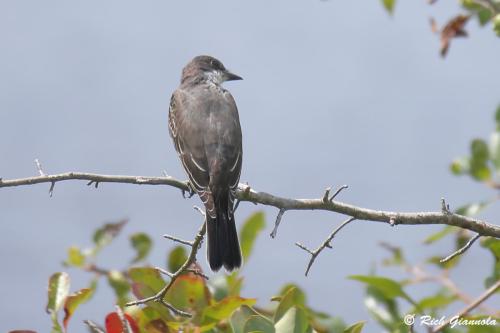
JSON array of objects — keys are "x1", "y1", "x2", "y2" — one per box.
[{"x1": 168, "y1": 55, "x2": 243, "y2": 272}]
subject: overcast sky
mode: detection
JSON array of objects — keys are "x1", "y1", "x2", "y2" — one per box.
[{"x1": 1, "y1": 1, "x2": 499, "y2": 332}]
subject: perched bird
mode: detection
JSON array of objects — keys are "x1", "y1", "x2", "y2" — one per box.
[{"x1": 168, "y1": 55, "x2": 243, "y2": 272}]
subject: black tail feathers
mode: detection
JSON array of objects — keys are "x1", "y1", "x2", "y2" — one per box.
[{"x1": 206, "y1": 199, "x2": 242, "y2": 272}]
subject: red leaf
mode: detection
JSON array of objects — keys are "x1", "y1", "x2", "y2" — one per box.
[
  {"x1": 105, "y1": 312, "x2": 139, "y2": 333},
  {"x1": 439, "y1": 15, "x2": 470, "y2": 57}
]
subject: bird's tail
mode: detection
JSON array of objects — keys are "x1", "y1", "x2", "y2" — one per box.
[{"x1": 206, "y1": 196, "x2": 242, "y2": 272}]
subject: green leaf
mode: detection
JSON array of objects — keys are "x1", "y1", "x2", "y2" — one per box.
[
  {"x1": 108, "y1": 270, "x2": 131, "y2": 306},
  {"x1": 231, "y1": 305, "x2": 261, "y2": 333},
  {"x1": 493, "y1": 14, "x2": 500, "y2": 36},
  {"x1": 380, "y1": 243, "x2": 405, "y2": 266},
  {"x1": 203, "y1": 296, "x2": 256, "y2": 322},
  {"x1": 50, "y1": 312, "x2": 64, "y2": 333},
  {"x1": 63, "y1": 288, "x2": 93, "y2": 329},
  {"x1": 450, "y1": 157, "x2": 470, "y2": 175},
  {"x1": 243, "y1": 315, "x2": 275, "y2": 333},
  {"x1": 489, "y1": 131, "x2": 500, "y2": 169},
  {"x1": 470, "y1": 139, "x2": 491, "y2": 181},
  {"x1": 414, "y1": 294, "x2": 456, "y2": 312},
  {"x1": 495, "y1": 105, "x2": 500, "y2": 127},
  {"x1": 343, "y1": 321, "x2": 365, "y2": 333},
  {"x1": 380, "y1": 0, "x2": 396, "y2": 14},
  {"x1": 424, "y1": 226, "x2": 457, "y2": 244},
  {"x1": 364, "y1": 290, "x2": 401, "y2": 331},
  {"x1": 164, "y1": 274, "x2": 210, "y2": 315},
  {"x1": 130, "y1": 233, "x2": 152, "y2": 263},
  {"x1": 274, "y1": 287, "x2": 306, "y2": 323},
  {"x1": 168, "y1": 246, "x2": 188, "y2": 272},
  {"x1": 64, "y1": 246, "x2": 86, "y2": 267},
  {"x1": 239, "y1": 211, "x2": 266, "y2": 262},
  {"x1": 274, "y1": 307, "x2": 309, "y2": 333},
  {"x1": 480, "y1": 237, "x2": 500, "y2": 288},
  {"x1": 478, "y1": 8, "x2": 493, "y2": 25},
  {"x1": 92, "y1": 220, "x2": 127, "y2": 251},
  {"x1": 471, "y1": 139, "x2": 490, "y2": 162},
  {"x1": 129, "y1": 267, "x2": 165, "y2": 298},
  {"x1": 349, "y1": 275, "x2": 414, "y2": 304},
  {"x1": 46, "y1": 272, "x2": 70, "y2": 313},
  {"x1": 455, "y1": 202, "x2": 490, "y2": 216}
]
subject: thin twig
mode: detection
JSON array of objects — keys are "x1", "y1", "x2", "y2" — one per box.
[
  {"x1": 125, "y1": 214, "x2": 207, "y2": 317},
  {"x1": 162, "y1": 234, "x2": 193, "y2": 246},
  {"x1": 34, "y1": 159, "x2": 46, "y2": 176},
  {"x1": 329, "y1": 185, "x2": 348, "y2": 201},
  {"x1": 115, "y1": 305, "x2": 131, "y2": 333},
  {"x1": 270, "y1": 208, "x2": 286, "y2": 238},
  {"x1": 431, "y1": 279, "x2": 500, "y2": 333},
  {"x1": 440, "y1": 234, "x2": 480, "y2": 263},
  {"x1": 296, "y1": 217, "x2": 357, "y2": 276},
  {"x1": 1, "y1": 171, "x2": 500, "y2": 238}
]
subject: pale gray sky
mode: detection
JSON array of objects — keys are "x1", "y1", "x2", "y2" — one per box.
[{"x1": 0, "y1": 1, "x2": 499, "y2": 332}]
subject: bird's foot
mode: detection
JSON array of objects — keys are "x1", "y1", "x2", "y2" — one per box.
[{"x1": 182, "y1": 181, "x2": 196, "y2": 199}]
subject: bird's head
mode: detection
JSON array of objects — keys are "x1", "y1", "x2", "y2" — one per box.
[{"x1": 181, "y1": 55, "x2": 242, "y2": 85}]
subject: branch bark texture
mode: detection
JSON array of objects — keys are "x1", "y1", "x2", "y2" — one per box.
[{"x1": 1, "y1": 171, "x2": 499, "y2": 238}]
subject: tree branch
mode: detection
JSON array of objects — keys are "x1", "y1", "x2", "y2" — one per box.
[
  {"x1": 1, "y1": 169, "x2": 498, "y2": 238},
  {"x1": 439, "y1": 233, "x2": 481, "y2": 263},
  {"x1": 431, "y1": 279, "x2": 500, "y2": 333},
  {"x1": 295, "y1": 217, "x2": 357, "y2": 276}
]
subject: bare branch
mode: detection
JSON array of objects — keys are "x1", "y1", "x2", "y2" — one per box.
[
  {"x1": 1, "y1": 171, "x2": 500, "y2": 238},
  {"x1": 441, "y1": 197, "x2": 451, "y2": 214},
  {"x1": 34, "y1": 159, "x2": 46, "y2": 176},
  {"x1": 296, "y1": 217, "x2": 357, "y2": 276},
  {"x1": 329, "y1": 184, "x2": 348, "y2": 201},
  {"x1": 115, "y1": 305, "x2": 132, "y2": 333},
  {"x1": 431, "y1": 279, "x2": 500, "y2": 333},
  {"x1": 270, "y1": 208, "x2": 286, "y2": 238},
  {"x1": 163, "y1": 234, "x2": 194, "y2": 247},
  {"x1": 440, "y1": 234, "x2": 481, "y2": 263}
]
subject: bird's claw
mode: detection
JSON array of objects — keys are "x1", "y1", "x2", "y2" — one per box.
[{"x1": 182, "y1": 182, "x2": 196, "y2": 199}]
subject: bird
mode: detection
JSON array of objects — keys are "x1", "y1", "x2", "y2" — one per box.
[{"x1": 168, "y1": 55, "x2": 244, "y2": 272}]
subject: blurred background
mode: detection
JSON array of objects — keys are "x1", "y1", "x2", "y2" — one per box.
[{"x1": 0, "y1": 0, "x2": 499, "y2": 331}]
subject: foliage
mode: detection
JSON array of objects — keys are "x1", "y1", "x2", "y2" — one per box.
[
  {"x1": 10, "y1": 115, "x2": 500, "y2": 332},
  {"x1": 379, "y1": 0, "x2": 500, "y2": 56},
  {"x1": 27, "y1": 212, "x2": 360, "y2": 333}
]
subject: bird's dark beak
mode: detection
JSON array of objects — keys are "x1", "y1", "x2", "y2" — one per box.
[{"x1": 223, "y1": 70, "x2": 243, "y2": 81}]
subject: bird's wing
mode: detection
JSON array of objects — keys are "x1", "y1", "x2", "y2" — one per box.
[{"x1": 169, "y1": 90, "x2": 216, "y2": 217}]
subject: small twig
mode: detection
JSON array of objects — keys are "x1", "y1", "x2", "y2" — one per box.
[
  {"x1": 87, "y1": 180, "x2": 99, "y2": 188},
  {"x1": 163, "y1": 234, "x2": 193, "y2": 246},
  {"x1": 296, "y1": 217, "x2": 356, "y2": 276},
  {"x1": 34, "y1": 159, "x2": 46, "y2": 176},
  {"x1": 115, "y1": 305, "x2": 132, "y2": 333},
  {"x1": 431, "y1": 279, "x2": 500, "y2": 333},
  {"x1": 440, "y1": 234, "x2": 480, "y2": 263},
  {"x1": 270, "y1": 208, "x2": 286, "y2": 238},
  {"x1": 329, "y1": 185, "x2": 348, "y2": 201},
  {"x1": 186, "y1": 268, "x2": 209, "y2": 280},
  {"x1": 441, "y1": 197, "x2": 451, "y2": 214},
  {"x1": 473, "y1": 0, "x2": 500, "y2": 14},
  {"x1": 83, "y1": 320, "x2": 105, "y2": 333},
  {"x1": 125, "y1": 213, "x2": 207, "y2": 317},
  {"x1": 322, "y1": 187, "x2": 331, "y2": 203},
  {"x1": 159, "y1": 299, "x2": 193, "y2": 317},
  {"x1": 155, "y1": 266, "x2": 174, "y2": 278},
  {"x1": 193, "y1": 205, "x2": 206, "y2": 217}
]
